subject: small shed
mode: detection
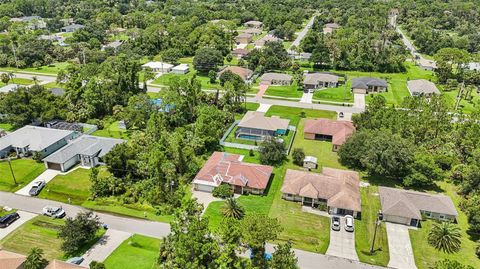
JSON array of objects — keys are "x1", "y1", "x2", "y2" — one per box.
[{"x1": 303, "y1": 156, "x2": 318, "y2": 170}]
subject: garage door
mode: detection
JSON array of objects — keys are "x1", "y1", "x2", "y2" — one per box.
[
  {"x1": 385, "y1": 215, "x2": 410, "y2": 225},
  {"x1": 47, "y1": 162, "x2": 62, "y2": 170},
  {"x1": 195, "y1": 184, "x2": 215, "y2": 193}
]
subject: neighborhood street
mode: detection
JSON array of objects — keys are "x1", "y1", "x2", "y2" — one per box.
[
  {"x1": 0, "y1": 71, "x2": 56, "y2": 84},
  {"x1": 288, "y1": 15, "x2": 317, "y2": 53}
]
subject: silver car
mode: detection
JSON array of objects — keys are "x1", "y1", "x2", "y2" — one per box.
[
  {"x1": 29, "y1": 180, "x2": 46, "y2": 196},
  {"x1": 345, "y1": 215, "x2": 354, "y2": 232},
  {"x1": 42, "y1": 206, "x2": 66, "y2": 218}
]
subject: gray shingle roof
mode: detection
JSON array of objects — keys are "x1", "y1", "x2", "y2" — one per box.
[
  {"x1": 0, "y1": 125, "x2": 75, "y2": 151},
  {"x1": 351, "y1": 77, "x2": 387, "y2": 89},
  {"x1": 407, "y1": 79, "x2": 440, "y2": 96},
  {"x1": 259, "y1": 73, "x2": 293, "y2": 82},
  {"x1": 304, "y1": 73, "x2": 339, "y2": 85}
]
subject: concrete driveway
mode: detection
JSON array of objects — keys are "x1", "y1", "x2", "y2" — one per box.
[
  {"x1": 80, "y1": 229, "x2": 132, "y2": 266},
  {"x1": 0, "y1": 210, "x2": 36, "y2": 240},
  {"x1": 386, "y1": 222, "x2": 417, "y2": 269},
  {"x1": 256, "y1": 103, "x2": 272, "y2": 113},
  {"x1": 326, "y1": 216, "x2": 359, "y2": 261},
  {"x1": 353, "y1": 93, "x2": 366, "y2": 109},
  {"x1": 300, "y1": 91, "x2": 313, "y2": 103},
  {"x1": 15, "y1": 169, "x2": 61, "y2": 196}
]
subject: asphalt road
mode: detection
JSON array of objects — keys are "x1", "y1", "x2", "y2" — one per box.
[
  {"x1": 289, "y1": 15, "x2": 316, "y2": 52},
  {"x1": 0, "y1": 71, "x2": 56, "y2": 84}
]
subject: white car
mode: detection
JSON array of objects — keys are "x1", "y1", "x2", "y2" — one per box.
[
  {"x1": 345, "y1": 215, "x2": 354, "y2": 232},
  {"x1": 42, "y1": 206, "x2": 66, "y2": 218},
  {"x1": 29, "y1": 180, "x2": 46, "y2": 196}
]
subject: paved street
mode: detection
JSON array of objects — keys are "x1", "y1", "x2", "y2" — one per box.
[
  {"x1": 247, "y1": 96, "x2": 364, "y2": 113},
  {"x1": 15, "y1": 169, "x2": 60, "y2": 196},
  {"x1": 326, "y1": 216, "x2": 359, "y2": 261},
  {"x1": 289, "y1": 15, "x2": 316, "y2": 52},
  {"x1": 0, "y1": 72, "x2": 56, "y2": 84},
  {"x1": 386, "y1": 222, "x2": 417, "y2": 269},
  {"x1": 80, "y1": 229, "x2": 132, "y2": 266},
  {"x1": 0, "y1": 210, "x2": 36, "y2": 240}
]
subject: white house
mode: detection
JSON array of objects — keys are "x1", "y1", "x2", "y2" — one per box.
[
  {"x1": 142, "y1": 61, "x2": 174, "y2": 73},
  {"x1": 171, "y1": 64, "x2": 190, "y2": 74}
]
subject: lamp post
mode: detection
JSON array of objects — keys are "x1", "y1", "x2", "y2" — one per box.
[
  {"x1": 7, "y1": 157, "x2": 17, "y2": 185},
  {"x1": 370, "y1": 212, "x2": 383, "y2": 254}
]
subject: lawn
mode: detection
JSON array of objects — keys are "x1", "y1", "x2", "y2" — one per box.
[
  {"x1": 245, "y1": 102, "x2": 259, "y2": 111},
  {"x1": 92, "y1": 121, "x2": 130, "y2": 139},
  {"x1": 265, "y1": 105, "x2": 337, "y2": 127},
  {"x1": 43, "y1": 82, "x2": 64, "y2": 89},
  {"x1": 151, "y1": 71, "x2": 223, "y2": 90},
  {"x1": 0, "y1": 215, "x2": 105, "y2": 260},
  {"x1": 8, "y1": 78, "x2": 35, "y2": 85},
  {"x1": 265, "y1": 82, "x2": 303, "y2": 98},
  {"x1": 313, "y1": 82, "x2": 353, "y2": 103},
  {"x1": 409, "y1": 182, "x2": 480, "y2": 269},
  {"x1": 104, "y1": 234, "x2": 161, "y2": 269},
  {"x1": 0, "y1": 123, "x2": 14, "y2": 131},
  {"x1": 0, "y1": 158, "x2": 46, "y2": 192},
  {"x1": 0, "y1": 62, "x2": 68, "y2": 75}
]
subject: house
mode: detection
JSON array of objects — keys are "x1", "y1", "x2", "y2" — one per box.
[
  {"x1": 379, "y1": 187, "x2": 458, "y2": 227},
  {"x1": 303, "y1": 156, "x2": 318, "y2": 170},
  {"x1": 466, "y1": 62, "x2": 480, "y2": 71},
  {"x1": 10, "y1": 16, "x2": 46, "y2": 30},
  {"x1": 259, "y1": 73, "x2": 293, "y2": 85},
  {"x1": 244, "y1": 20, "x2": 263, "y2": 29},
  {"x1": 45, "y1": 120, "x2": 83, "y2": 132},
  {"x1": 46, "y1": 260, "x2": 87, "y2": 269},
  {"x1": 407, "y1": 79, "x2": 440, "y2": 97},
  {"x1": 0, "y1": 84, "x2": 20, "y2": 93},
  {"x1": 61, "y1": 24, "x2": 85, "y2": 33},
  {"x1": 243, "y1": 28, "x2": 262, "y2": 35},
  {"x1": 235, "y1": 33, "x2": 253, "y2": 44},
  {"x1": 141, "y1": 61, "x2": 174, "y2": 73},
  {"x1": 254, "y1": 35, "x2": 281, "y2": 47},
  {"x1": 171, "y1": 64, "x2": 190, "y2": 74},
  {"x1": 48, "y1": 87, "x2": 65, "y2": 96},
  {"x1": 304, "y1": 119, "x2": 355, "y2": 151},
  {"x1": 303, "y1": 73, "x2": 339, "y2": 91},
  {"x1": 290, "y1": 52, "x2": 312, "y2": 61},
  {"x1": 192, "y1": 151, "x2": 273, "y2": 194},
  {"x1": 102, "y1": 40, "x2": 123, "y2": 52},
  {"x1": 323, "y1": 23, "x2": 340, "y2": 34},
  {"x1": 236, "y1": 111, "x2": 290, "y2": 141},
  {"x1": 218, "y1": 66, "x2": 254, "y2": 82},
  {"x1": 0, "y1": 125, "x2": 78, "y2": 158},
  {"x1": 281, "y1": 168, "x2": 361, "y2": 218},
  {"x1": 417, "y1": 58, "x2": 437, "y2": 71},
  {"x1": 351, "y1": 77, "x2": 388, "y2": 94},
  {"x1": 232, "y1": 48, "x2": 250, "y2": 59},
  {"x1": 0, "y1": 250, "x2": 26, "y2": 269},
  {"x1": 43, "y1": 135, "x2": 124, "y2": 171}
]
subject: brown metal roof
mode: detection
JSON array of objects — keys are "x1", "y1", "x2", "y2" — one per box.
[
  {"x1": 218, "y1": 66, "x2": 253, "y2": 81},
  {"x1": 304, "y1": 119, "x2": 355, "y2": 146},
  {"x1": 238, "y1": 111, "x2": 290, "y2": 131},
  {"x1": 0, "y1": 250, "x2": 26, "y2": 269}
]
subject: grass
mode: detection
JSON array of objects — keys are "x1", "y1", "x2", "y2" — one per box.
[
  {"x1": 313, "y1": 82, "x2": 354, "y2": 103},
  {"x1": 265, "y1": 82, "x2": 303, "y2": 98},
  {"x1": 151, "y1": 71, "x2": 223, "y2": 90},
  {"x1": 104, "y1": 234, "x2": 161, "y2": 269},
  {"x1": 43, "y1": 82, "x2": 64, "y2": 89},
  {"x1": 0, "y1": 215, "x2": 105, "y2": 260},
  {"x1": 355, "y1": 185, "x2": 390, "y2": 267},
  {"x1": 0, "y1": 62, "x2": 69, "y2": 75},
  {"x1": 0, "y1": 158, "x2": 46, "y2": 192},
  {"x1": 245, "y1": 102, "x2": 260, "y2": 111},
  {"x1": 92, "y1": 121, "x2": 130, "y2": 139},
  {"x1": 265, "y1": 105, "x2": 337, "y2": 127},
  {"x1": 9, "y1": 78, "x2": 34, "y2": 85},
  {"x1": 0, "y1": 123, "x2": 14, "y2": 131},
  {"x1": 409, "y1": 181, "x2": 480, "y2": 269}
]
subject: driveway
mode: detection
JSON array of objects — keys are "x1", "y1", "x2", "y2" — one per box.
[
  {"x1": 326, "y1": 216, "x2": 359, "y2": 261},
  {"x1": 80, "y1": 229, "x2": 132, "y2": 266},
  {"x1": 256, "y1": 84, "x2": 269, "y2": 99},
  {"x1": 386, "y1": 222, "x2": 417, "y2": 269},
  {"x1": 0, "y1": 210, "x2": 36, "y2": 240},
  {"x1": 353, "y1": 93, "x2": 366, "y2": 109},
  {"x1": 300, "y1": 91, "x2": 313, "y2": 103},
  {"x1": 191, "y1": 190, "x2": 223, "y2": 213},
  {"x1": 256, "y1": 103, "x2": 272, "y2": 112},
  {"x1": 15, "y1": 169, "x2": 61, "y2": 196}
]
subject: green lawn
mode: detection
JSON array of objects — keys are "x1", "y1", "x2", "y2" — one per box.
[
  {"x1": 265, "y1": 82, "x2": 303, "y2": 98},
  {"x1": 265, "y1": 105, "x2": 337, "y2": 127},
  {"x1": 0, "y1": 159, "x2": 46, "y2": 192},
  {"x1": 104, "y1": 234, "x2": 161, "y2": 269},
  {"x1": 0, "y1": 123, "x2": 14, "y2": 131},
  {"x1": 355, "y1": 185, "x2": 390, "y2": 267},
  {"x1": 43, "y1": 82, "x2": 64, "y2": 89},
  {"x1": 245, "y1": 102, "x2": 260, "y2": 111},
  {"x1": 409, "y1": 182, "x2": 480, "y2": 269},
  {"x1": 92, "y1": 121, "x2": 130, "y2": 139},
  {"x1": 9, "y1": 78, "x2": 34, "y2": 85},
  {"x1": 313, "y1": 81, "x2": 354, "y2": 103},
  {"x1": 0, "y1": 62, "x2": 68, "y2": 75},
  {"x1": 151, "y1": 71, "x2": 223, "y2": 90},
  {"x1": 0, "y1": 215, "x2": 105, "y2": 260}
]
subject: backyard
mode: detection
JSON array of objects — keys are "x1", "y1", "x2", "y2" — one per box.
[
  {"x1": 0, "y1": 158, "x2": 46, "y2": 192},
  {"x1": 264, "y1": 105, "x2": 337, "y2": 127},
  {"x1": 92, "y1": 121, "x2": 130, "y2": 139},
  {"x1": 151, "y1": 71, "x2": 223, "y2": 90},
  {"x1": 104, "y1": 234, "x2": 161, "y2": 269}
]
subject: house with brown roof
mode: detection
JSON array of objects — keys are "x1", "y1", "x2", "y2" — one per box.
[
  {"x1": 255, "y1": 35, "x2": 282, "y2": 47},
  {"x1": 323, "y1": 23, "x2": 340, "y2": 34},
  {"x1": 235, "y1": 33, "x2": 253, "y2": 44},
  {"x1": 303, "y1": 73, "x2": 339, "y2": 91},
  {"x1": 46, "y1": 260, "x2": 87, "y2": 269},
  {"x1": 244, "y1": 20, "x2": 263, "y2": 29},
  {"x1": 281, "y1": 168, "x2": 361, "y2": 217},
  {"x1": 407, "y1": 79, "x2": 440, "y2": 97},
  {"x1": 232, "y1": 48, "x2": 250, "y2": 59},
  {"x1": 192, "y1": 151, "x2": 273, "y2": 194},
  {"x1": 379, "y1": 187, "x2": 458, "y2": 227},
  {"x1": 0, "y1": 250, "x2": 26, "y2": 269},
  {"x1": 218, "y1": 66, "x2": 254, "y2": 82},
  {"x1": 243, "y1": 28, "x2": 262, "y2": 35},
  {"x1": 304, "y1": 119, "x2": 355, "y2": 151},
  {"x1": 259, "y1": 73, "x2": 293, "y2": 85},
  {"x1": 236, "y1": 111, "x2": 290, "y2": 141}
]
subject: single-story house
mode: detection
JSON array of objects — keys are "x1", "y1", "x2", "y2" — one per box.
[
  {"x1": 171, "y1": 64, "x2": 190, "y2": 74},
  {"x1": 281, "y1": 168, "x2": 361, "y2": 218},
  {"x1": 46, "y1": 260, "x2": 87, "y2": 269},
  {"x1": 43, "y1": 135, "x2": 124, "y2": 172},
  {"x1": 407, "y1": 79, "x2": 440, "y2": 97},
  {"x1": 102, "y1": 40, "x2": 123, "y2": 52},
  {"x1": 236, "y1": 111, "x2": 290, "y2": 141},
  {"x1": 0, "y1": 249, "x2": 26, "y2": 269},
  {"x1": 0, "y1": 125, "x2": 78, "y2": 158},
  {"x1": 303, "y1": 156, "x2": 318, "y2": 170},
  {"x1": 304, "y1": 119, "x2": 355, "y2": 151},
  {"x1": 259, "y1": 73, "x2": 293, "y2": 85},
  {"x1": 290, "y1": 52, "x2": 312, "y2": 61},
  {"x1": 218, "y1": 66, "x2": 254, "y2": 82},
  {"x1": 192, "y1": 151, "x2": 273, "y2": 194},
  {"x1": 323, "y1": 23, "x2": 340, "y2": 34},
  {"x1": 142, "y1": 61, "x2": 173, "y2": 73},
  {"x1": 466, "y1": 62, "x2": 480, "y2": 71},
  {"x1": 232, "y1": 48, "x2": 250, "y2": 59},
  {"x1": 235, "y1": 33, "x2": 253, "y2": 44},
  {"x1": 417, "y1": 58, "x2": 437, "y2": 71},
  {"x1": 351, "y1": 77, "x2": 388, "y2": 94},
  {"x1": 243, "y1": 28, "x2": 262, "y2": 35},
  {"x1": 379, "y1": 187, "x2": 458, "y2": 227},
  {"x1": 45, "y1": 120, "x2": 83, "y2": 132},
  {"x1": 303, "y1": 73, "x2": 340, "y2": 91},
  {"x1": 254, "y1": 35, "x2": 282, "y2": 47},
  {"x1": 61, "y1": 24, "x2": 85, "y2": 33},
  {"x1": 0, "y1": 84, "x2": 20, "y2": 93},
  {"x1": 244, "y1": 20, "x2": 263, "y2": 29},
  {"x1": 49, "y1": 87, "x2": 65, "y2": 96},
  {"x1": 10, "y1": 16, "x2": 46, "y2": 30}
]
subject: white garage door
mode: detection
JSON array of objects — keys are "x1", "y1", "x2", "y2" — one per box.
[
  {"x1": 385, "y1": 215, "x2": 410, "y2": 225},
  {"x1": 195, "y1": 184, "x2": 215, "y2": 193}
]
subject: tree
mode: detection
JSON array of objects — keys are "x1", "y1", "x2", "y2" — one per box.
[
  {"x1": 292, "y1": 148, "x2": 305, "y2": 166},
  {"x1": 212, "y1": 184, "x2": 233, "y2": 199},
  {"x1": 208, "y1": 70, "x2": 217, "y2": 83},
  {"x1": 259, "y1": 137, "x2": 286, "y2": 165},
  {"x1": 222, "y1": 198, "x2": 245, "y2": 220},
  {"x1": 58, "y1": 211, "x2": 101, "y2": 255},
  {"x1": 0, "y1": 73, "x2": 9, "y2": 84},
  {"x1": 269, "y1": 241, "x2": 298, "y2": 269},
  {"x1": 215, "y1": 218, "x2": 249, "y2": 269},
  {"x1": 89, "y1": 261, "x2": 106, "y2": 269},
  {"x1": 24, "y1": 247, "x2": 47, "y2": 269},
  {"x1": 226, "y1": 54, "x2": 233, "y2": 63},
  {"x1": 428, "y1": 222, "x2": 462, "y2": 254},
  {"x1": 193, "y1": 48, "x2": 224, "y2": 73}
]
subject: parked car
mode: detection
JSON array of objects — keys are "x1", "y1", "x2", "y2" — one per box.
[
  {"x1": 0, "y1": 212, "x2": 20, "y2": 228},
  {"x1": 66, "y1": 257, "x2": 84, "y2": 265},
  {"x1": 331, "y1": 216, "x2": 341, "y2": 231},
  {"x1": 28, "y1": 180, "x2": 46, "y2": 196},
  {"x1": 42, "y1": 206, "x2": 66, "y2": 218},
  {"x1": 345, "y1": 215, "x2": 354, "y2": 232}
]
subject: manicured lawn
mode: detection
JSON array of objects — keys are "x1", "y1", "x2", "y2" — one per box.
[
  {"x1": 0, "y1": 62, "x2": 68, "y2": 75},
  {"x1": 265, "y1": 105, "x2": 337, "y2": 127},
  {"x1": 265, "y1": 82, "x2": 303, "y2": 98},
  {"x1": 0, "y1": 159, "x2": 46, "y2": 192},
  {"x1": 313, "y1": 81, "x2": 353, "y2": 103},
  {"x1": 0, "y1": 123, "x2": 14, "y2": 131},
  {"x1": 104, "y1": 234, "x2": 161, "y2": 269},
  {"x1": 355, "y1": 185, "x2": 390, "y2": 267},
  {"x1": 245, "y1": 102, "x2": 259, "y2": 111},
  {"x1": 409, "y1": 182, "x2": 480, "y2": 269},
  {"x1": 43, "y1": 82, "x2": 64, "y2": 89},
  {"x1": 442, "y1": 89, "x2": 480, "y2": 114},
  {"x1": 151, "y1": 71, "x2": 223, "y2": 90},
  {"x1": 0, "y1": 215, "x2": 105, "y2": 260},
  {"x1": 92, "y1": 121, "x2": 130, "y2": 139},
  {"x1": 9, "y1": 78, "x2": 34, "y2": 85}
]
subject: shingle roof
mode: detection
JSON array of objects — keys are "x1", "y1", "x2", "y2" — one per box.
[
  {"x1": 244, "y1": 20, "x2": 263, "y2": 26},
  {"x1": 418, "y1": 58, "x2": 437, "y2": 69},
  {"x1": 303, "y1": 73, "x2": 339, "y2": 85},
  {"x1": 243, "y1": 28, "x2": 262, "y2": 35},
  {"x1": 238, "y1": 111, "x2": 290, "y2": 131},
  {"x1": 42, "y1": 135, "x2": 124, "y2": 164},
  {"x1": 407, "y1": 79, "x2": 440, "y2": 96},
  {"x1": 61, "y1": 24, "x2": 85, "y2": 31},
  {"x1": 236, "y1": 33, "x2": 253, "y2": 39},
  {"x1": 379, "y1": 187, "x2": 458, "y2": 219},
  {"x1": 193, "y1": 151, "x2": 273, "y2": 190},
  {"x1": 218, "y1": 66, "x2": 253, "y2": 81},
  {"x1": 325, "y1": 23, "x2": 340, "y2": 29},
  {"x1": 255, "y1": 35, "x2": 281, "y2": 46},
  {"x1": 0, "y1": 125, "x2": 75, "y2": 151},
  {"x1": 0, "y1": 250, "x2": 26, "y2": 269},
  {"x1": 232, "y1": 48, "x2": 250, "y2": 56},
  {"x1": 45, "y1": 260, "x2": 87, "y2": 269},
  {"x1": 351, "y1": 77, "x2": 388, "y2": 89},
  {"x1": 304, "y1": 119, "x2": 355, "y2": 146},
  {"x1": 259, "y1": 73, "x2": 293, "y2": 82},
  {"x1": 281, "y1": 168, "x2": 361, "y2": 212}
]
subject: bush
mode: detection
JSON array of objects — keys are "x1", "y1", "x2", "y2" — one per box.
[
  {"x1": 58, "y1": 211, "x2": 101, "y2": 255},
  {"x1": 32, "y1": 151, "x2": 43, "y2": 162},
  {"x1": 292, "y1": 148, "x2": 305, "y2": 166},
  {"x1": 259, "y1": 137, "x2": 286, "y2": 165},
  {"x1": 212, "y1": 184, "x2": 233, "y2": 198}
]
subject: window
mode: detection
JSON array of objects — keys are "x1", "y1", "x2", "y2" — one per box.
[
  {"x1": 439, "y1": 214, "x2": 446, "y2": 220},
  {"x1": 423, "y1": 211, "x2": 432, "y2": 218}
]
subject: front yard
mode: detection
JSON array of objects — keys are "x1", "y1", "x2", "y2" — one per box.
[
  {"x1": 0, "y1": 158, "x2": 46, "y2": 192},
  {"x1": 265, "y1": 82, "x2": 303, "y2": 98},
  {"x1": 104, "y1": 234, "x2": 161, "y2": 269}
]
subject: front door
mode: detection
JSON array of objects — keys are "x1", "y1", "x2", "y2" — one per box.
[
  {"x1": 234, "y1": 185, "x2": 243, "y2": 194},
  {"x1": 410, "y1": 219, "x2": 418, "y2": 227}
]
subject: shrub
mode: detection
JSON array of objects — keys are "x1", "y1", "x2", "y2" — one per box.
[
  {"x1": 259, "y1": 137, "x2": 286, "y2": 165},
  {"x1": 212, "y1": 184, "x2": 233, "y2": 198},
  {"x1": 292, "y1": 148, "x2": 305, "y2": 166}
]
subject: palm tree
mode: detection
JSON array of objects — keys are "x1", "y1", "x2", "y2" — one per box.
[
  {"x1": 25, "y1": 247, "x2": 47, "y2": 269},
  {"x1": 428, "y1": 222, "x2": 462, "y2": 253},
  {"x1": 221, "y1": 197, "x2": 245, "y2": 220},
  {"x1": 32, "y1": 76, "x2": 38, "y2": 85}
]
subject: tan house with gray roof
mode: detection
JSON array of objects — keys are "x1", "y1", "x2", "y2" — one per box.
[
  {"x1": 407, "y1": 79, "x2": 440, "y2": 97},
  {"x1": 303, "y1": 73, "x2": 340, "y2": 91},
  {"x1": 236, "y1": 111, "x2": 290, "y2": 141},
  {"x1": 379, "y1": 187, "x2": 458, "y2": 227},
  {"x1": 259, "y1": 73, "x2": 293, "y2": 85}
]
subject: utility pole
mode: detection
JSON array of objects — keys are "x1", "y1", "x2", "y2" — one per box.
[
  {"x1": 370, "y1": 212, "x2": 382, "y2": 253},
  {"x1": 7, "y1": 157, "x2": 17, "y2": 185},
  {"x1": 454, "y1": 81, "x2": 465, "y2": 111},
  {"x1": 11, "y1": 43, "x2": 18, "y2": 68}
]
